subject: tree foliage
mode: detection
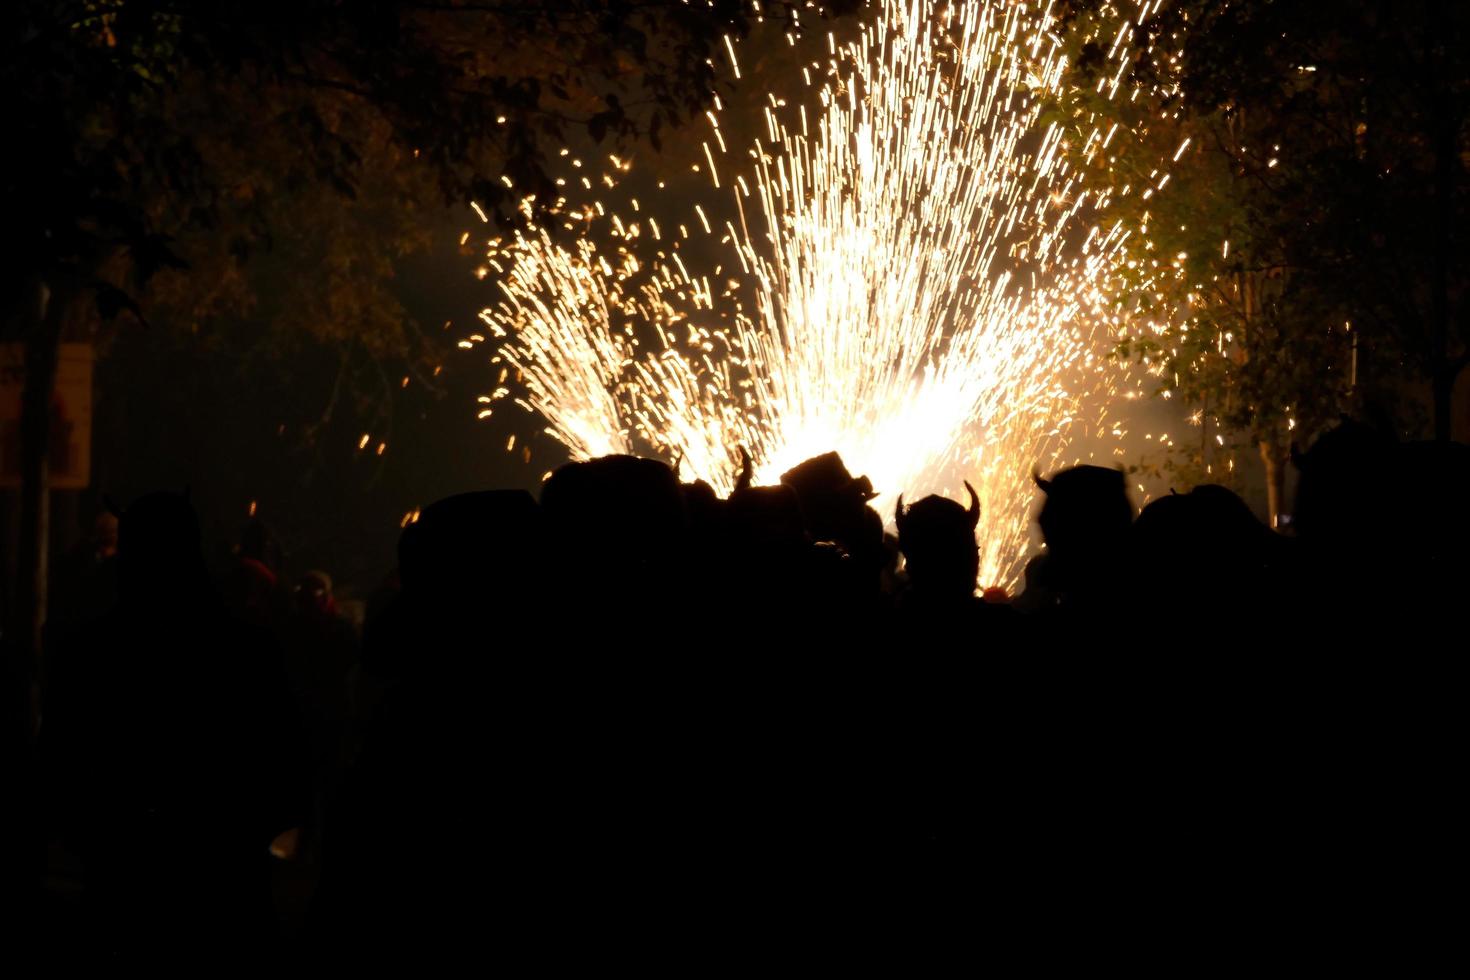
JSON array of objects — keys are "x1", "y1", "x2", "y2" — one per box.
[
  {"x1": 3, "y1": 0, "x2": 857, "y2": 454},
  {"x1": 1053, "y1": 0, "x2": 1470, "y2": 517},
  {"x1": 7, "y1": 0, "x2": 857, "y2": 314}
]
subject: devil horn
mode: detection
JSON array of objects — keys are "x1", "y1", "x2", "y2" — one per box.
[
  {"x1": 964, "y1": 481, "x2": 980, "y2": 529},
  {"x1": 734, "y1": 446, "x2": 754, "y2": 493}
]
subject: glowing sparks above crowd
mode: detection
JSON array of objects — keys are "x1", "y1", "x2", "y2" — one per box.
[{"x1": 472, "y1": 0, "x2": 1165, "y2": 589}]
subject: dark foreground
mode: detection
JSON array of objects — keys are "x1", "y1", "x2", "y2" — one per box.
[{"x1": 7, "y1": 422, "x2": 1465, "y2": 969}]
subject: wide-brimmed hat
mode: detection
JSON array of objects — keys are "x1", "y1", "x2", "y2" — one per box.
[{"x1": 779, "y1": 451, "x2": 878, "y2": 502}]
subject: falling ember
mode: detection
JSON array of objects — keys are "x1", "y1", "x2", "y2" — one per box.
[{"x1": 476, "y1": 0, "x2": 1163, "y2": 589}]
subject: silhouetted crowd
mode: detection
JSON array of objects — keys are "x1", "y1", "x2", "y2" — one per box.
[{"x1": 9, "y1": 417, "x2": 1467, "y2": 968}]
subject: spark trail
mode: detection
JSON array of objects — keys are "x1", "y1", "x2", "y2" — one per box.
[{"x1": 476, "y1": 0, "x2": 1167, "y2": 589}]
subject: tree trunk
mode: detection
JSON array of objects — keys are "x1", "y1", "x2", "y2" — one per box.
[
  {"x1": 1259, "y1": 436, "x2": 1288, "y2": 530},
  {"x1": 17, "y1": 283, "x2": 65, "y2": 672}
]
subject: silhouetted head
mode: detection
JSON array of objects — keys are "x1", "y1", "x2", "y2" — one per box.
[
  {"x1": 1035, "y1": 465, "x2": 1131, "y2": 544},
  {"x1": 541, "y1": 455, "x2": 686, "y2": 571},
  {"x1": 728, "y1": 484, "x2": 808, "y2": 552},
  {"x1": 1294, "y1": 420, "x2": 1470, "y2": 596},
  {"x1": 1132, "y1": 484, "x2": 1278, "y2": 614},
  {"x1": 780, "y1": 452, "x2": 876, "y2": 504},
  {"x1": 1189, "y1": 484, "x2": 1273, "y2": 548},
  {"x1": 117, "y1": 491, "x2": 210, "y2": 604},
  {"x1": 1397, "y1": 441, "x2": 1470, "y2": 580},
  {"x1": 399, "y1": 489, "x2": 541, "y2": 601},
  {"x1": 1291, "y1": 417, "x2": 1396, "y2": 551},
  {"x1": 1134, "y1": 487, "x2": 1264, "y2": 564},
  {"x1": 1033, "y1": 464, "x2": 1132, "y2": 592},
  {"x1": 895, "y1": 482, "x2": 980, "y2": 598},
  {"x1": 779, "y1": 452, "x2": 879, "y2": 551},
  {"x1": 681, "y1": 478, "x2": 725, "y2": 535}
]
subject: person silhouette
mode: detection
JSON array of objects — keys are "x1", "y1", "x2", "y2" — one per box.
[{"x1": 43, "y1": 491, "x2": 306, "y2": 966}]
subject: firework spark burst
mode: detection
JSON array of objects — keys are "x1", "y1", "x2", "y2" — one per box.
[{"x1": 475, "y1": 0, "x2": 1164, "y2": 589}]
